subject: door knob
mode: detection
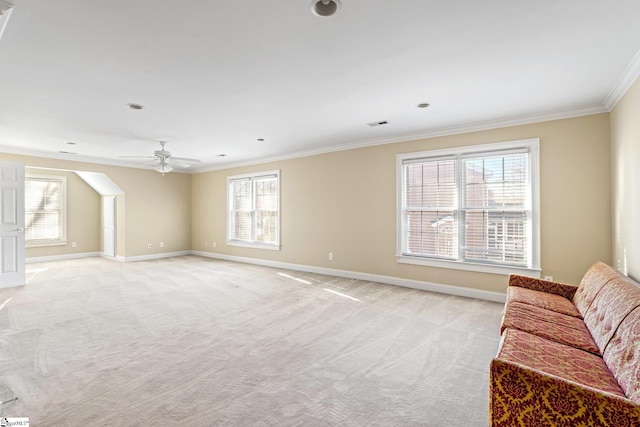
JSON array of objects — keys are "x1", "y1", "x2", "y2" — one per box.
[{"x1": 16, "y1": 227, "x2": 24, "y2": 232}]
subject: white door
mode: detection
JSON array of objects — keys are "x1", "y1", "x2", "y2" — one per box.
[
  {"x1": 0, "y1": 161, "x2": 25, "y2": 288},
  {"x1": 102, "y1": 196, "x2": 116, "y2": 257}
]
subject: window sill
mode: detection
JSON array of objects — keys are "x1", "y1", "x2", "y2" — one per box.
[
  {"x1": 227, "y1": 240, "x2": 280, "y2": 251},
  {"x1": 26, "y1": 240, "x2": 68, "y2": 248},
  {"x1": 396, "y1": 255, "x2": 541, "y2": 277}
]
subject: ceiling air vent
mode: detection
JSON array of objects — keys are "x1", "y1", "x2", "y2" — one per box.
[{"x1": 367, "y1": 120, "x2": 389, "y2": 127}]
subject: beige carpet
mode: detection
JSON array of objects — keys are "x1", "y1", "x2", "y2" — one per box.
[{"x1": 0, "y1": 256, "x2": 503, "y2": 426}]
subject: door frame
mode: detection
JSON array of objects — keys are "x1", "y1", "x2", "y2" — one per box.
[{"x1": 102, "y1": 195, "x2": 116, "y2": 258}]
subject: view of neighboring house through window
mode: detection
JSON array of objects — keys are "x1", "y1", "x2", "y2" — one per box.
[
  {"x1": 227, "y1": 170, "x2": 280, "y2": 249},
  {"x1": 25, "y1": 174, "x2": 67, "y2": 246},
  {"x1": 397, "y1": 139, "x2": 540, "y2": 275}
]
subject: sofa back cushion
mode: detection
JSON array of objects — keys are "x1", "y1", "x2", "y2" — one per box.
[
  {"x1": 573, "y1": 262, "x2": 620, "y2": 316},
  {"x1": 603, "y1": 307, "x2": 640, "y2": 404},
  {"x1": 583, "y1": 274, "x2": 640, "y2": 353}
]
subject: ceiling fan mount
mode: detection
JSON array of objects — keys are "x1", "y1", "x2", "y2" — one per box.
[{"x1": 153, "y1": 141, "x2": 172, "y2": 159}]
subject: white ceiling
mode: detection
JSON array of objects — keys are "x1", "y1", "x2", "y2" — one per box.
[{"x1": 1, "y1": 0, "x2": 640, "y2": 172}]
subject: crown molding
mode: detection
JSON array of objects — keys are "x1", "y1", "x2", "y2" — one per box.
[
  {"x1": 604, "y1": 48, "x2": 640, "y2": 111},
  {"x1": 0, "y1": 144, "x2": 191, "y2": 174},
  {"x1": 192, "y1": 104, "x2": 607, "y2": 173},
  {"x1": 2, "y1": 104, "x2": 609, "y2": 175}
]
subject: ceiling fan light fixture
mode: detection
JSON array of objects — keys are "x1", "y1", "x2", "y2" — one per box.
[
  {"x1": 311, "y1": 0, "x2": 341, "y2": 17},
  {"x1": 154, "y1": 163, "x2": 173, "y2": 174}
]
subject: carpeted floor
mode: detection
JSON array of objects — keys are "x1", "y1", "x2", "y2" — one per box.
[{"x1": 0, "y1": 256, "x2": 503, "y2": 426}]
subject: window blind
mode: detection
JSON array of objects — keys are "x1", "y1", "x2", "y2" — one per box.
[
  {"x1": 461, "y1": 152, "x2": 530, "y2": 266},
  {"x1": 403, "y1": 157, "x2": 457, "y2": 259},
  {"x1": 25, "y1": 178, "x2": 63, "y2": 241},
  {"x1": 228, "y1": 172, "x2": 279, "y2": 246},
  {"x1": 400, "y1": 144, "x2": 535, "y2": 270}
]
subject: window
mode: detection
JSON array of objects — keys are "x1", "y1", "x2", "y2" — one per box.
[
  {"x1": 25, "y1": 174, "x2": 67, "y2": 247},
  {"x1": 227, "y1": 170, "x2": 280, "y2": 249},
  {"x1": 397, "y1": 139, "x2": 540, "y2": 275}
]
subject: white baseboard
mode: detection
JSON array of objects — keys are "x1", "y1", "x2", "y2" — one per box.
[
  {"x1": 26, "y1": 252, "x2": 101, "y2": 264},
  {"x1": 190, "y1": 251, "x2": 507, "y2": 303},
  {"x1": 114, "y1": 251, "x2": 191, "y2": 263}
]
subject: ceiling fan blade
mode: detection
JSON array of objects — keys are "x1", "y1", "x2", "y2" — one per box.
[
  {"x1": 167, "y1": 158, "x2": 194, "y2": 168},
  {"x1": 142, "y1": 158, "x2": 161, "y2": 166},
  {"x1": 170, "y1": 156, "x2": 201, "y2": 163},
  {"x1": 119, "y1": 155, "x2": 156, "y2": 159}
]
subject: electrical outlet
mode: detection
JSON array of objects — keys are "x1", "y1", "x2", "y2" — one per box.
[
  {"x1": 328, "y1": 252, "x2": 333, "y2": 261},
  {"x1": 213, "y1": 241, "x2": 217, "y2": 248},
  {"x1": 147, "y1": 243, "x2": 152, "y2": 249},
  {"x1": 71, "y1": 242, "x2": 77, "y2": 248},
  {"x1": 544, "y1": 276, "x2": 553, "y2": 281},
  {"x1": 160, "y1": 242, "x2": 165, "y2": 248},
  {"x1": 204, "y1": 242, "x2": 208, "y2": 247}
]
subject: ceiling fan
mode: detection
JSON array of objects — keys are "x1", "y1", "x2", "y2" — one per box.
[{"x1": 121, "y1": 141, "x2": 201, "y2": 174}]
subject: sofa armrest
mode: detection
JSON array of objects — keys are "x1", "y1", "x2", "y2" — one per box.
[
  {"x1": 508, "y1": 274, "x2": 577, "y2": 299},
  {"x1": 490, "y1": 358, "x2": 640, "y2": 426}
]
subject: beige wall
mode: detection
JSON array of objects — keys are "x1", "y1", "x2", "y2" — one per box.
[
  {"x1": 192, "y1": 113, "x2": 612, "y2": 293},
  {"x1": 2, "y1": 112, "x2": 613, "y2": 293},
  {"x1": 24, "y1": 167, "x2": 101, "y2": 258},
  {"x1": 611, "y1": 76, "x2": 640, "y2": 281},
  {"x1": 0, "y1": 153, "x2": 192, "y2": 258}
]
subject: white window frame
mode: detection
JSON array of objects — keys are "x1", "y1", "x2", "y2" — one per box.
[
  {"x1": 396, "y1": 139, "x2": 540, "y2": 276},
  {"x1": 227, "y1": 170, "x2": 280, "y2": 250},
  {"x1": 25, "y1": 174, "x2": 68, "y2": 248}
]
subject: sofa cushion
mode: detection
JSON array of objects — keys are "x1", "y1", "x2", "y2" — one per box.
[
  {"x1": 603, "y1": 307, "x2": 640, "y2": 405},
  {"x1": 501, "y1": 301, "x2": 599, "y2": 354},
  {"x1": 490, "y1": 358, "x2": 640, "y2": 427},
  {"x1": 497, "y1": 328, "x2": 625, "y2": 398},
  {"x1": 507, "y1": 286, "x2": 581, "y2": 317},
  {"x1": 583, "y1": 274, "x2": 640, "y2": 353},
  {"x1": 508, "y1": 275, "x2": 577, "y2": 299},
  {"x1": 573, "y1": 261, "x2": 620, "y2": 316}
]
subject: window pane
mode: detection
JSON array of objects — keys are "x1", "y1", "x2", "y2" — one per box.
[
  {"x1": 25, "y1": 178, "x2": 62, "y2": 241},
  {"x1": 230, "y1": 212, "x2": 252, "y2": 241},
  {"x1": 405, "y1": 159, "x2": 456, "y2": 209},
  {"x1": 255, "y1": 210, "x2": 278, "y2": 243},
  {"x1": 255, "y1": 178, "x2": 277, "y2": 210},
  {"x1": 231, "y1": 180, "x2": 252, "y2": 210},
  {"x1": 405, "y1": 210, "x2": 457, "y2": 259},
  {"x1": 463, "y1": 153, "x2": 528, "y2": 209},
  {"x1": 228, "y1": 172, "x2": 279, "y2": 246},
  {"x1": 463, "y1": 210, "x2": 529, "y2": 265}
]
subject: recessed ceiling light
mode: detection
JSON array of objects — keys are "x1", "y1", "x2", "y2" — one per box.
[
  {"x1": 257, "y1": 138, "x2": 265, "y2": 142},
  {"x1": 59, "y1": 151, "x2": 77, "y2": 155},
  {"x1": 65, "y1": 141, "x2": 77, "y2": 145},
  {"x1": 417, "y1": 103, "x2": 430, "y2": 108},
  {"x1": 311, "y1": 0, "x2": 342, "y2": 17},
  {"x1": 217, "y1": 154, "x2": 227, "y2": 157},
  {"x1": 127, "y1": 103, "x2": 144, "y2": 110}
]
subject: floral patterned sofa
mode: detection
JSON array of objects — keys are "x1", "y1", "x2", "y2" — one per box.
[{"x1": 490, "y1": 262, "x2": 640, "y2": 426}]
